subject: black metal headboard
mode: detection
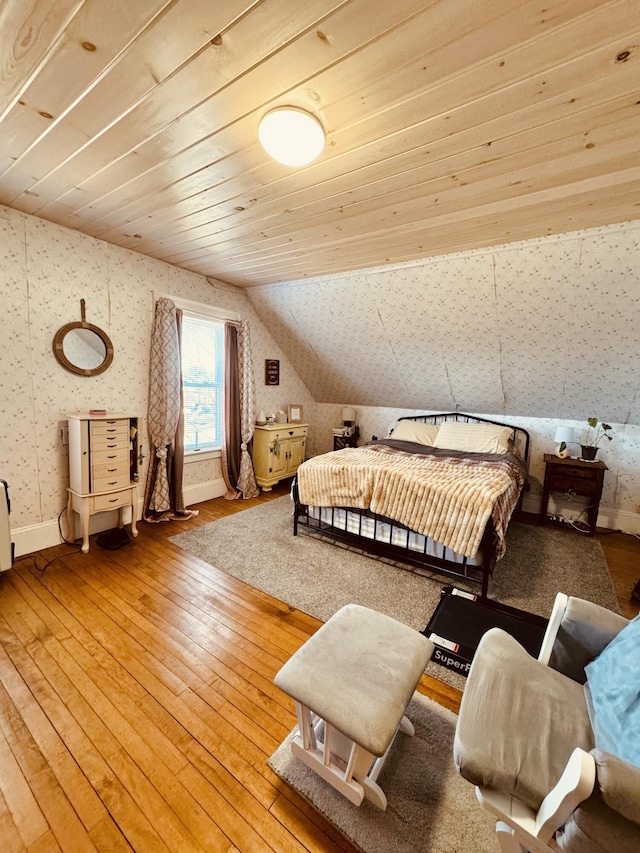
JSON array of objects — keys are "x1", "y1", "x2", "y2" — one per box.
[{"x1": 395, "y1": 412, "x2": 530, "y2": 467}]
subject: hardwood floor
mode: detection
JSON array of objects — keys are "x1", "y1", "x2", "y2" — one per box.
[{"x1": 1, "y1": 484, "x2": 637, "y2": 852}]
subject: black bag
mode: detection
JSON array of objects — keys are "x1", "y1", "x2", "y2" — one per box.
[{"x1": 96, "y1": 528, "x2": 131, "y2": 550}]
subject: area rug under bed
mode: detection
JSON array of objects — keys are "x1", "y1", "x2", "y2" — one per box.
[{"x1": 170, "y1": 496, "x2": 619, "y2": 690}]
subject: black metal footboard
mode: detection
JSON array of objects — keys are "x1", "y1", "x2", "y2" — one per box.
[{"x1": 292, "y1": 476, "x2": 496, "y2": 598}]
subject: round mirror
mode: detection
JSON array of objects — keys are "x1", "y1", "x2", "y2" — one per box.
[{"x1": 53, "y1": 302, "x2": 114, "y2": 376}]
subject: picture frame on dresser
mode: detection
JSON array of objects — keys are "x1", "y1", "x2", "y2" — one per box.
[{"x1": 287, "y1": 404, "x2": 303, "y2": 423}]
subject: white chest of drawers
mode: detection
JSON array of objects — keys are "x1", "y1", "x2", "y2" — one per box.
[{"x1": 67, "y1": 412, "x2": 140, "y2": 552}]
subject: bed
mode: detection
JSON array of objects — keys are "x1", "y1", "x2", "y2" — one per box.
[{"x1": 292, "y1": 413, "x2": 530, "y2": 598}]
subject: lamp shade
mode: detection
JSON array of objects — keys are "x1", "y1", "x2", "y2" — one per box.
[
  {"x1": 342, "y1": 406, "x2": 356, "y2": 423},
  {"x1": 554, "y1": 426, "x2": 575, "y2": 445},
  {"x1": 258, "y1": 107, "x2": 325, "y2": 167}
]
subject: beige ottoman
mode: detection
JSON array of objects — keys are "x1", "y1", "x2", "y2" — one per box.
[{"x1": 274, "y1": 603, "x2": 434, "y2": 810}]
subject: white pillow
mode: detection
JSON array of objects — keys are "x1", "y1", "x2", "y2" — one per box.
[
  {"x1": 390, "y1": 420, "x2": 439, "y2": 446},
  {"x1": 432, "y1": 421, "x2": 513, "y2": 454}
]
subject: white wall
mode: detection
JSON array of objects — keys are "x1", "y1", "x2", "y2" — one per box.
[{"x1": 0, "y1": 205, "x2": 313, "y2": 555}]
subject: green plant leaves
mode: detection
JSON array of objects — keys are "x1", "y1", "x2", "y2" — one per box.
[{"x1": 585, "y1": 418, "x2": 614, "y2": 446}]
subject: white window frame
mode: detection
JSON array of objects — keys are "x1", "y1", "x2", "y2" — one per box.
[{"x1": 156, "y1": 294, "x2": 240, "y2": 464}]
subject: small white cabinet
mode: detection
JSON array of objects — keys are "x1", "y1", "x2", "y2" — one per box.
[
  {"x1": 252, "y1": 423, "x2": 308, "y2": 491},
  {"x1": 67, "y1": 412, "x2": 140, "y2": 552}
]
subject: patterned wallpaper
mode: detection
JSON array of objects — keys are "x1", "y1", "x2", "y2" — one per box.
[
  {"x1": 247, "y1": 220, "x2": 640, "y2": 524},
  {"x1": 1, "y1": 203, "x2": 639, "y2": 539},
  {"x1": 246, "y1": 220, "x2": 640, "y2": 423},
  {"x1": 0, "y1": 205, "x2": 312, "y2": 532}
]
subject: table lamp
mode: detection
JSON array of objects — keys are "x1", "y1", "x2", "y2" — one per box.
[
  {"x1": 342, "y1": 406, "x2": 356, "y2": 427},
  {"x1": 554, "y1": 426, "x2": 575, "y2": 458},
  {"x1": 342, "y1": 407, "x2": 357, "y2": 437}
]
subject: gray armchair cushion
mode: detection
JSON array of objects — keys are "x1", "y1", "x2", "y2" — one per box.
[
  {"x1": 454, "y1": 628, "x2": 594, "y2": 811},
  {"x1": 550, "y1": 598, "x2": 628, "y2": 684},
  {"x1": 594, "y1": 749, "x2": 640, "y2": 825},
  {"x1": 556, "y1": 787, "x2": 640, "y2": 853}
]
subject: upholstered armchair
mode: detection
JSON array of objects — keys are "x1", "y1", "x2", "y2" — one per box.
[{"x1": 454, "y1": 593, "x2": 640, "y2": 853}]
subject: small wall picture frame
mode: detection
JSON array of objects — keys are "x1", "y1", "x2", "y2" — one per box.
[
  {"x1": 287, "y1": 404, "x2": 303, "y2": 423},
  {"x1": 265, "y1": 359, "x2": 280, "y2": 385}
]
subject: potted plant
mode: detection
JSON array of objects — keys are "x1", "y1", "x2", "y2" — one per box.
[{"x1": 580, "y1": 417, "x2": 614, "y2": 461}]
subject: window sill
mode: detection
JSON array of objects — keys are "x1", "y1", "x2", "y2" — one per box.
[{"x1": 184, "y1": 448, "x2": 221, "y2": 464}]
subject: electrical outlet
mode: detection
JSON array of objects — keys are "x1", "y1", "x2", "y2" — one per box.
[{"x1": 60, "y1": 425, "x2": 69, "y2": 446}]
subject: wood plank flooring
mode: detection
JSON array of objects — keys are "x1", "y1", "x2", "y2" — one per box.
[{"x1": 1, "y1": 482, "x2": 637, "y2": 852}]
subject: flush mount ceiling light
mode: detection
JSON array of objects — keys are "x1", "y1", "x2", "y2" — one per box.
[{"x1": 258, "y1": 107, "x2": 325, "y2": 167}]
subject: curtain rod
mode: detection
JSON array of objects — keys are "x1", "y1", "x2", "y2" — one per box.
[{"x1": 156, "y1": 292, "x2": 241, "y2": 323}]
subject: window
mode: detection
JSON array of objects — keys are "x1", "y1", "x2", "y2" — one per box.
[{"x1": 181, "y1": 313, "x2": 225, "y2": 454}]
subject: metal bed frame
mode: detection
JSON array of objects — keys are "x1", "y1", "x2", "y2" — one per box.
[{"x1": 292, "y1": 413, "x2": 530, "y2": 599}]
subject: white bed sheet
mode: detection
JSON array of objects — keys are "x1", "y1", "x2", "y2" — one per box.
[{"x1": 307, "y1": 505, "x2": 481, "y2": 567}]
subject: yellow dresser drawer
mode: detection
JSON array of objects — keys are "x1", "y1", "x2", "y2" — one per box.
[{"x1": 269, "y1": 425, "x2": 308, "y2": 442}]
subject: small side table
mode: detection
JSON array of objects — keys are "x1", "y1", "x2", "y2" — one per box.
[
  {"x1": 540, "y1": 454, "x2": 607, "y2": 536},
  {"x1": 333, "y1": 426, "x2": 359, "y2": 450}
]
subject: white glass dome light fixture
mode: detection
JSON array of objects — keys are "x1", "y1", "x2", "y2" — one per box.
[{"x1": 258, "y1": 107, "x2": 325, "y2": 167}]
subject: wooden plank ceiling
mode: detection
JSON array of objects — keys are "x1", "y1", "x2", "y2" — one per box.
[{"x1": 1, "y1": 0, "x2": 639, "y2": 288}]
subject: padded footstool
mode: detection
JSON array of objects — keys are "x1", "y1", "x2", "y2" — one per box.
[{"x1": 274, "y1": 603, "x2": 434, "y2": 810}]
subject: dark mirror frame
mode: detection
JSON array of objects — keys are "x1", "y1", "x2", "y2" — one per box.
[{"x1": 52, "y1": 300, "x2": 114, "y2": 376}]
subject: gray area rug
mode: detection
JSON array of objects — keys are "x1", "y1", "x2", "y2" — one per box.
[
  {"x1": 267, "y1": 691, "x2": 498, "y2": 853},
  {"x1": 170, "y1": 496, "x2": 618, "y2": 688}
]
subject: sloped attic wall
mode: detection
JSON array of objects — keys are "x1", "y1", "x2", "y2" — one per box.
[{"x1": 246, "y1": 221, "x2": 640, "y2": 425}]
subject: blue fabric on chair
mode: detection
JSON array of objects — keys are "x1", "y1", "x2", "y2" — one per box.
[{"x1": 585, "y1": 614, "x2": 640, "y2": 768}]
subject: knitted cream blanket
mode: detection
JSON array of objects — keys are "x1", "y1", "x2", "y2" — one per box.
[{"x1": 297, "y1": 444, "x2": 523, "y2": 559}]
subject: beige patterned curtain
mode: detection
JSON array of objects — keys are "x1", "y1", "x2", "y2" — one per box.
[
  {"x1": 221, "y1": 319, "x2": 259, "y2": 499},
  {"x1": 237, "y1": 319, "x2": 259, "y2": 498},
  {"x1": 144, "y1": 298, "x2": 196, "y2": 521}
]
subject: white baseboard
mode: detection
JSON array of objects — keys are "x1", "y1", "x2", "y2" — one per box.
[
  {"x1": 523, "y1": 493, "x2": 640, "y2": 535},
  {"x1": 11, "y1": 478, "x2": 227, "y2": 558},
  {"x1": 183, "y1": 478, "x2": 227, "y2": 506},
  {"x1": 594, "y1": 507, "x2": 640, "y2": 536},
  {"x1": 12, "y1": 507, "x2": 140, "y2": 558}
]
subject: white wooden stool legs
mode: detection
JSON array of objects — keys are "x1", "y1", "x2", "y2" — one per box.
[
  {"x1": 291, "y1": 701, "x2": 416, "y2": 810},
  {"x1": 398, "y1": 715, "x2": 415, "y2": 737}
]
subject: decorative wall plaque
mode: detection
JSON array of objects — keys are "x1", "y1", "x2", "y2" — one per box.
[{"x1": 265, "y1": 359, "x2": 280, "y2": 385}]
